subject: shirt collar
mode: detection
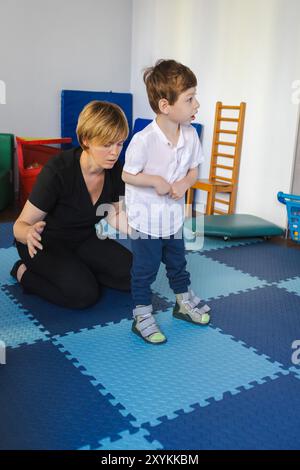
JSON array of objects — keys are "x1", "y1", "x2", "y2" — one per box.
[{"x1": 152, "y1": 119, "x2": 185, "y2": 150}]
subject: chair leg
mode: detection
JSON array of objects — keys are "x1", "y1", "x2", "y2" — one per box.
[
  {"x1": 228, "y1": 190, "x2": 236, "y2": 214},
  {"x1": 206, "y1": 189, "x2": 213, "y2": 215},
  {"x1": 186, "y1": 188, "x2": 194, "y2": 217}
]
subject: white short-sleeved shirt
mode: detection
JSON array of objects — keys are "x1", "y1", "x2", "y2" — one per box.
[{"x1": 123, "y1": 120, "x2": 204, "y2": 237}]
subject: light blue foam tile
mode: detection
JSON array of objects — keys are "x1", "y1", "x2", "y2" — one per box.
[
  {"x1": 79, "y1": 428, "x2": 163, "y2": 450},
  {"x1": 277, "y1": 277, "x2": 300, "y2": 297},
  {"x1": 200, "y1": 237, "x2": 263, "y2": 252},
  {"x1": 0, "y1": 287, "x2": 50, "y2": 348},
  {"x1": 55, "y1": 311, "x2": 286, "y2": 427},
  {"x1": 289, "y1": 366, "x2": 300, "y2": 379},
  {"x1": 151, "y1": 252, "x2": 267, "y2": 302},
  {"x1": 0, "y1": 247, "x2": 19, "y2": 285}
]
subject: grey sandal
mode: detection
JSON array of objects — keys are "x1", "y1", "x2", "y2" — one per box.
[{"x1": 132, "y1": 305, "x2": 167, "y2": 345}]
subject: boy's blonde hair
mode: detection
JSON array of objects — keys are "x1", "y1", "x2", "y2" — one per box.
[
  {"x1": 143, "y1": 59, "x2": 197, "y2": 114},
  {"x1": 76, "y1": 100, "x2": 129, "y2": 150}
]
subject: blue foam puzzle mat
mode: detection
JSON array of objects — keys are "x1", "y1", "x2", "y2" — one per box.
[{"x1": 0, "y1": 221, "x2": 299, "y2": 450}]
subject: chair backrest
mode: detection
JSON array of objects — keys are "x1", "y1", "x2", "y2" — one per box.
[
  {"x1": 132, "y1": 118, "x2": 203, "y2": 139},
  {"x1": 209, "y1": 102, "x2": 246, "y2": 185}
]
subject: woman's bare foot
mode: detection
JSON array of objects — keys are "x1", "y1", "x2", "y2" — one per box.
[{"x1": 17, "y1": 263, "x2": 27, "y2": 282}]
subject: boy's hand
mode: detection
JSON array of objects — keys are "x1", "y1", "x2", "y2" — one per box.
[
  {"x1": 153, "y1": 176, "x2": 171, "y2": 195},
  {"x1": 169, "y1": 179, "x2": 189, "y2": 200}
]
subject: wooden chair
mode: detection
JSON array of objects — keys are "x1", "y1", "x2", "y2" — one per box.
[{"x1": 187, "y1": 101, "x2": 246, "y2": 215}]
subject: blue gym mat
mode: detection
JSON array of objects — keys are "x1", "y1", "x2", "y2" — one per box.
[
  {"x1": 0, "y1": 223, "x2": 300, "y2": 450},
  {"x1": 61, "y1": 90, "x2": 133, "y2": 162}
]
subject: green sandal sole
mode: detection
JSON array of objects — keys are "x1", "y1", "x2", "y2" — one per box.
[
  {"x1": 173, "y1": 308, "x2": 211, "y2": 326},
  {"x1": 131, "y1": 322, "x2": 167, "y2": 345}
]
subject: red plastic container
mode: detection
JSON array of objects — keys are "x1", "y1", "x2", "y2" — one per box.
[{"x1": 16, "y1": 137, "x2": 72, "y2": 207}]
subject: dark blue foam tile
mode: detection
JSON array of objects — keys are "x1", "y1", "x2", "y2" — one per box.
[
  {"x1": 3, "y1": 284, "x2": 131, "y2": 336},
  {"x1": 0, "y1": 341, "x2": 136, "y2": 450},
  {"x1": 2, "y1": 284, "x2": 171, "y2": 336},
  {"x1": 143, "y1": 374, "x2": 300, "y2": 450},
  {"x1": 203, "y1": 242, "x2": 300, "y2": 282},
  {"x1": 209, "y1": 285, "x2": 300, "y2": 368},
  {"x1": 0, "y1": 222, "x2": 14, "y2": 248}
]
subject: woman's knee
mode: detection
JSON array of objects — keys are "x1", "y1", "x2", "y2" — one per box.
[
  {"x1": 67, "y1": 285, "x2": 100, "y2": 309},
  {"x1": 61, "y1": 276, "x2": 100, "y2": 309}
]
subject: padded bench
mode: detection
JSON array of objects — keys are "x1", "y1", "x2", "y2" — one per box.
[{"x1": 203, "y1": 214, "x2": 284, "y2": 240}]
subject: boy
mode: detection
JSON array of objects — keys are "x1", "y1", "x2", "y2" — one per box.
[{"x1": 122, "y1": 59, "x2": 211, "y2": 345}]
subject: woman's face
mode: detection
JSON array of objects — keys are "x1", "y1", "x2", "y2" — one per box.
[{"x1": 85, "y1": 139, "x2": 124, "y2": 169}]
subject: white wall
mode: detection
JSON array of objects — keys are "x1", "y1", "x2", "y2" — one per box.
[
  {"x1": 130, "y1": 0, "x2": 300, "y2": 226},
  {"x1": 0, "y1": 0, "x2": 133, "y2": 137},
  {"x1": 1, "y1": 0, "x2": 300, "y2": 226}
]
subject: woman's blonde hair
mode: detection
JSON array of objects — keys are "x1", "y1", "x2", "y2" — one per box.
[{"x1": 76, "y1": 100, "x2": 129, "y2": 150}]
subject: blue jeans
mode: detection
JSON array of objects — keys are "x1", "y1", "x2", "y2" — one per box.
[{"x1": 131, "y1": 229, "x2": 190, "y2": 307}]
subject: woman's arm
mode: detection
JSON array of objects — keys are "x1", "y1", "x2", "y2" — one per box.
[
  {"x1": 105, "y1": 200, "x2": 130, "y2": 235},
  {"x1": 13, "y1": 200, "x2": 47, "y2": 257}
]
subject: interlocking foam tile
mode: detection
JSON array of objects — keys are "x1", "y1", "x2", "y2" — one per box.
[
  {"x1": 80, "y1": 429, "x2": 163, "y2": 451},
  {"x1": 0, "y1": 341, "x2": 136, "y2": 450},
  {"x1": 0, "y1": 247, "x2": 19, "y2": 285},
  {"x1": 143, "y1": 373, "x2": 300, "y2": 450},
  {"x1": 289, "y1": 366, "x2": 300, "y2": 379},
  {"x1": 53, "y1": 310, "x2": 287, "y2": 427},
  {"x1": 209, "y1": 285, "x2": 300, "y2": 368},
  {"x1": 3, "y1": 284, "x2": 132, "y2": 336},
  {"x1": 0, "y1": 286, "x2": 50, "y2": 348},
  {"x1": 0, "y1": 222, "x2": 14, "y2": 248},
  {"x1": 277, "y1": 277, "x2": 300, "y2": 297},
  {"x1": 152, "y1": 252, "x2": 267, "y2": 303},
  {"x1": 2, "y1": 284, "x2": 171, "y2": 336},
  {"x1": 200, "y1": 236, "x2": 263, "y2": 252},
  {"x1": 203, "y1": 242, "x2": 300, "y2": 282}
]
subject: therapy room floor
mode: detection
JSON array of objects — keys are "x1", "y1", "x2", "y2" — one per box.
[{"x1": 0, "y1": 217, "x2": 300, "y2": 450}]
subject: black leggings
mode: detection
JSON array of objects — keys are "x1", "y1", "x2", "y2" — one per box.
[{"x1": 16, "y1": 234, "x2": 132, "y2": 309}]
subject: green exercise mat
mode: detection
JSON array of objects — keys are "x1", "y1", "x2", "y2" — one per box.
[
  {"x1": 0, "y1": 133, "x2": 14, "y2": 211},
  {"x1": 203, "y1": 214, "x2": 284, "y2": 239}
]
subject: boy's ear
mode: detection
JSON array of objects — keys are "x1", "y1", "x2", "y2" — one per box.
[{"x1": 158, "y1": 98, "x2": 170, "y2": 115}]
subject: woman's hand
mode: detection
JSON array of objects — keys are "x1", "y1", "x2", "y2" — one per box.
[
  {"x1": 26, "y1": 221, "x2": 46, "y2": 258},
  {"x1": 153, "y1": 176, "x2": 171, "y2": 196}
]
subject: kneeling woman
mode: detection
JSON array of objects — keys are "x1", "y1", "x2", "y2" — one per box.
[{"x1": 12, "y1": 101, "x2": 132, "y2": 309}]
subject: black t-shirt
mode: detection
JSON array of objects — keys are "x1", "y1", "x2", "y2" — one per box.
[{"x1": 29, "y1": 147, "x2": 125, "y2": 243}]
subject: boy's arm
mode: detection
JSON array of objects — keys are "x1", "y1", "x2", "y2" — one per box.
[
  {"x1": 170, "y1": 166, "x2": 199, "y2": 200},
  {"x1": 182, "y1": 166, "x2": 199, "y2": 188},
  {"x1": 122, "y1": 170, "x2": 158, "y2": 188},
  {"x1": 122, "y1": 171, "x2": 171, "y2": 196}
]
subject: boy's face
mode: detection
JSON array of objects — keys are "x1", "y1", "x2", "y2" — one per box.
[{"x1": 168, "y1": 87, "x2": 200, "y2": 125}]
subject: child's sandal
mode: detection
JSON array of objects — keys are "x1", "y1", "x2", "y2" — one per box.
[
  {"x1": 173, "y1": 289, "x2": 211, "y2": 325},
  {"x1": 132, "y1": 305, "x2": 167, "y2": 345}
]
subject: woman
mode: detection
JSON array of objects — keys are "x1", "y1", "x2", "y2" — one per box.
[{"x1": 11, "y1": 101, "x2": 132, "y2": 309}]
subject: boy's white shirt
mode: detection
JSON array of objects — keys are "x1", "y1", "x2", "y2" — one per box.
[{"x1": 123, "y1": 120, "x2": 204, "y2": 237}]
